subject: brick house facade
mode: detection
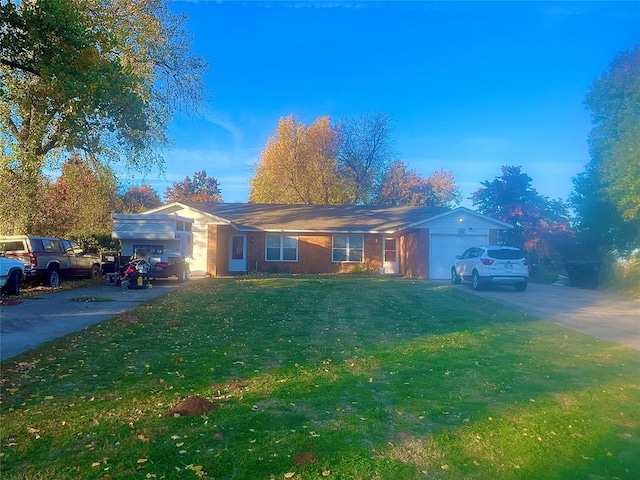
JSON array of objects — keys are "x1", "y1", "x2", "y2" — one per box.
[{"x1": 145, "y1": 203, "x2": 513, "y2": 279}]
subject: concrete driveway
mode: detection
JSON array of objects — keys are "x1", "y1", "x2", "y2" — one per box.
[
  {"x1": 459, "y1": 282, "x2": 640, "y2": 351},
  {"x1": 0, "y1": 280, "x2": 186, "y2": 361}
]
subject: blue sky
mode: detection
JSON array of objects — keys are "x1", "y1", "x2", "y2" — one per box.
[{"x1": 134, "y1": 0, "x2": 639, "y2": 206}]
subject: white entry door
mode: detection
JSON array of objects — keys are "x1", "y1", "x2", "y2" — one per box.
[
  {"x1": 229, "y1": 234, "x2": 247, "y2": 272},
  {"x1": 383, "y1": 238, "x2": 399, "y2": 274}
]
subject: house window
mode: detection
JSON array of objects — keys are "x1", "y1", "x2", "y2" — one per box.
[
  {"x1": 176, "y1": 221, "x2": 192, "y2": 232},
  {"x1": 332, "y1": 235, "x2": 363, "y2": 262},
  {"x1": 133, "y1": 245, "x2": 164, "y2": 255},
  {"x1": 266, "y1": 235, "x2": 298, "y2": 261}
]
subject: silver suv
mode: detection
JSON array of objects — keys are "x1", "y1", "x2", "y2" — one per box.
[
  {"x1": 0, "y1": 236, "x2": 102, "y2": 287},
  {"x1": 451, "y1": 245, "x2": 529, "y2": 291}
]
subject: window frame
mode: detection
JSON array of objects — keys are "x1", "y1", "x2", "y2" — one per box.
[
  {"x1": 265, "y1": 234, "x2": 299, "y2": 262},
  {"x1": 332, "y1": 235, "x2": 364, "y2": 263}
]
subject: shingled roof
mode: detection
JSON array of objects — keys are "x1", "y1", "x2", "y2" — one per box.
[{"x1": 185, "y1": 202, "x2": 451, "y2": 233}]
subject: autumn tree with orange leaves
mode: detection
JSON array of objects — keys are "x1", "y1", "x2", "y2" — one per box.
[
  {"x1": 121, "y1": 184, "x2": 162, "y2": 213},
  {"x1": 376, "y1": 161, "x2": 461, "y2": 207},
  {"x1": 165, "y1": 170, "x2": 223, "y2": 203},
  {"x1": 249, "y1": 116, "x2": 349, "y2": 204},
  {"x1": 250, "y1": 114, "x2": 461, "y2": 207},
  {"x1": 37, "y1": 158, "x2": 118, "y2": 236}
]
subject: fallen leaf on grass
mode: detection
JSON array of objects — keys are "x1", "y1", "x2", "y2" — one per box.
[
  {"x1": 284, "y1": 473, "x2": 296, "y2": 479},
  {"x1": 137, "y1": 458, "x2": 148, "y2": 464},
  {"x1": 186, "y1": 465, "x2": 207, "y2": 478}
]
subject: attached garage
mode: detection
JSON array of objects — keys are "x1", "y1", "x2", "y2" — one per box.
[{"x1": 414, "y1": 208, "x2": 513, "y2": 280}]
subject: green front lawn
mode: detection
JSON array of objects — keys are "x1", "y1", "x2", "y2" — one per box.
[{"x1": 1, "y1": 276, "x2": 638, "y2": 479}]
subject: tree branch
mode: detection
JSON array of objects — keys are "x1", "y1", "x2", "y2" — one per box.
[{"x1": 0, "y1": 58, "x2": 40, "y2": 76}]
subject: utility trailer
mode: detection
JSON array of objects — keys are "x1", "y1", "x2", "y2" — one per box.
[{"x1": 112, "y1": 213, "x2": 194, "y2": 282}]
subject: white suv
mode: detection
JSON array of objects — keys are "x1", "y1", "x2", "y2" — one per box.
[{"x1": 451, "y1": 245, "x2": 529, "y2": 291}]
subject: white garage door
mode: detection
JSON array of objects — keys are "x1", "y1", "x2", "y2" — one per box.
[{"x1": 429, "y1": 234, "x2": 487, "y2": 279}]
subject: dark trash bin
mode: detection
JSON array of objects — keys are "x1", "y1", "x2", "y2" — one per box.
[
  {"x1": 101, "y1": 251, "x2": 121, "y2": 275},
  {"x1": 564, "y1": 261, "x2": 601, "y2": 289}
]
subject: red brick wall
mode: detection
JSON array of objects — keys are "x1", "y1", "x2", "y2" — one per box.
[
  {"x1": 207, "y1": 228, "x2": 438, "y2": 277},
  {"x1": 246, "y1": 233, "x2": 263, "y2": 273},
  {"x1": 401, "y1": 228, "x2": 429, "y2": 278},
  {"x1": 218, "y1": 226, "x2": 232, "y2": 274},
  {"x1": 258, "y1": 234, "x2": 383, "y2": 274},
  {"x1": 206, "y1": 224, "x2": 218, "y2": 276},
  {"x1": 212, "y1": 231, "x2": 385, "y2": 275}
]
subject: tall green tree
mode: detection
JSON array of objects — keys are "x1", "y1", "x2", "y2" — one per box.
[
  {"x1": 0, "y1": 0, "x2": 206, "y2": 233},
  {"x1": 165, "y1": 170, "x2": 223, "y2": 203},
  {"x1": 472, "y1": 166, "x2": 573, "y2": 258},
  {"x1": 572, "y1": 45, "x2": 640, "y2": 255}
]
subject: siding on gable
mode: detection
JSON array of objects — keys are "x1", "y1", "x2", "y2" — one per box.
[{"x1": 422, "y1": 211, "x2": 509, "y2": 238}]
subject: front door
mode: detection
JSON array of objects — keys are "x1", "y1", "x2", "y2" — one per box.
[
  {"x1": 383, "y1": 238, "x2": 399, "y2": 274},
  {"x1": 228, "y1": 234, "x2": 247, "y2": 272}
]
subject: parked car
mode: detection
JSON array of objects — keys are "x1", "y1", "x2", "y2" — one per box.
[
  {"x1": 0, "y1": 254, "x2": 26, "y2": 296},
  {"x1": 451, "y1": 245, "x2": 529, "y2": 291},
  {"x1": 0, "y1": 235, "x2": 102, "y2": 287}
]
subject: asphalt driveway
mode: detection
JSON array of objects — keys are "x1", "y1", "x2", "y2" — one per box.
[
  {"x1": 0, "y1": 279, "x2": 185, "y2": 361},
  {"x1": 460, "y1": 282, "x2": 640, "y2": 351}
]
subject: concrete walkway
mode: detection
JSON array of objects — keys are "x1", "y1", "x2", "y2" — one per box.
[{"x1": 461, "y1": 282, "x2": 640, "y2": 351}]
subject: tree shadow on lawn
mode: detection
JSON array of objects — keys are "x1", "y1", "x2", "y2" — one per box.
[
  {"x1": 151, "y1": 326, "x2": 640, "y2": 479},
  {"x1": 207, "y1": 320, "x2": 638, "y2": 469},
  {"x1": 2, "y1": 277, "x2": 639, "y2": 478}
]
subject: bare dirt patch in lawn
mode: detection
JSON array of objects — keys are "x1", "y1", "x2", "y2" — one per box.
[{"x1": 166, "y1": 396, "x2": 218, "y2": 417}]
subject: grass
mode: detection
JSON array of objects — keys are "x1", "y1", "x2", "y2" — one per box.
[{"x1": 1, "y1": 276, "x2": 639, "y2": 479}]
